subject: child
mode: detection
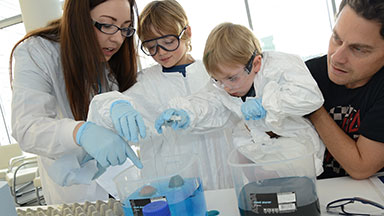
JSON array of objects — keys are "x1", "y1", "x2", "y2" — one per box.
[
  {"x1": 87, "y1": 0, "x2": 234, "y2": 190},
  {"x1": 155, "y1": 22, "x2": 326, "y2": 176}
]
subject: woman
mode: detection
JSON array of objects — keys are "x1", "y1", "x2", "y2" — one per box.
[{"x1": 10, "y1": 0, "x2": 141, "y2": 204}]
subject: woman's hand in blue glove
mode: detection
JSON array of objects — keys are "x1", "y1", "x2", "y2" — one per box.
[
  {"x1": 154, "y1": 108, "x2": 190, "y2": 134},
  {"x1": 241, "y1": 98, "x2": 266, "y2": 120},
  {"x1": 76, "y1": 122, "x2": 143, "y2": 169},
  {"x1": 81, "y1": 154, "x2": 107, "y2": 180},
  {"x1": 110, "y1": 100, "x2": 146, "y2": 142}
]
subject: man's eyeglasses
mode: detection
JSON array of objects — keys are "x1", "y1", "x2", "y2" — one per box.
[
  {"x1": 326, "y1": 197, "x2": 384, "y2": 215},
  {"x1": 211, "y1": 50, "x2": 258, "y2": 90},
  {"x1": 141, "y1": 26, "x2": 187, "y2": 56},
  {"x1": 93, "y1": 20, "x2": 136, "y2": 38}
]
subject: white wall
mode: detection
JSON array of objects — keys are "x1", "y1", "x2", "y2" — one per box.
[
  {"x1": 136, "y1": 0, "x2": 334, "y2": 69},
  {"x1": 0, "y1": 0, "x2": 338, "y2": 145}
]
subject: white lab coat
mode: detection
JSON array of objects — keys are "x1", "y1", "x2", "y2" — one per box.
[
  {"x1": 11, "y1": 36, "x2": 111, "y2": 204},
  {"x1": 167, "y1": 51, "x2": 326, "y2": 176},
  {"x1": 88, "y1": 60, "x2": 235, "y2": 191}
]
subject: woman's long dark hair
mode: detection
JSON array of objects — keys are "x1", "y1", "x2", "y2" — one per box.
[{"x1": 10, "y1": 0, "x2": 139, "y2": 120}]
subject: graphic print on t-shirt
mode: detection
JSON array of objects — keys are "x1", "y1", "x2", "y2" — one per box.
[
  {"x1": 329, "y1": 105, "x2": 360, "y2": 140},
  {"x1": 323, "y1": 105, "x2": 361, "y2": 175}
]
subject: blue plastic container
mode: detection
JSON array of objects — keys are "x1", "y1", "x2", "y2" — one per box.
[{"x1": 114, "y1": 154, "x2": 207, "y2": 216}]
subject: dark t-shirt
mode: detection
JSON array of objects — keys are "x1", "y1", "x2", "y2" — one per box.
[{"x1": 306, "y1": 55, "x2": 384, "y2": 179}]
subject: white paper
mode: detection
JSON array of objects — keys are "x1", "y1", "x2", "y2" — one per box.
[{"x1": 369, "y1": 172, "x2": 384, "y2": 200}]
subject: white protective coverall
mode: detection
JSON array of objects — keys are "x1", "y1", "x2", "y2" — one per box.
[
  {"x1": 11, "y1": 37, "x2": 111, "y2": 204},
  {"x1": 166, "y1": 51, "x2": 326, "y2": 176},
  {"x1": 88, "y1": 60, "x2": 235, "y2": 191}
]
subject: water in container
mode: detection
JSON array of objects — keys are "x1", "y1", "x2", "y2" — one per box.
[{"x1": 114, "y1": 153, "x2": 207, "y2": 216}]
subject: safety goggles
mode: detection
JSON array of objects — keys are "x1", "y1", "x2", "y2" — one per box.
[
  {"x1": 93, "y1": 20, "x2": 135, "y2": 38},
  {"x1": 140, "y1": 26, "x2": 187, "y2": 56},
  {"x1": 326, "y1": 197, "x2": 384, "y2": 215},
  {"x1": 211, "y1": 51, "x2": 257, "y2": 90}
]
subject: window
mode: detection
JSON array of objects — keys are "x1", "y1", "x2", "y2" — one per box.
[
  {"x1": 0, "y1": 23, "x2": 25, "y2": 145},
  {"x1": 0, "y1": 0, "x2": 24, "y2": 145},
  {"x1": 247, "y1": 0, "x2": 332, "y2": 59},
  {"x1": 136, "y1": 0, "x2": 334, "y2": 69}
]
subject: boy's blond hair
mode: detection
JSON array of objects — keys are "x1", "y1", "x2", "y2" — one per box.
[
  {"x1": 138, "y1": 0, "x2": 191, "y2": 51},
  {"x1": 203, "y1": 22, "x2": 262, "y2": 76}
]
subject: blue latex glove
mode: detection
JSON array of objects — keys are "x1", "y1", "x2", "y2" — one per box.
[
  {"x1": 93, "y1": 162, "x2": 107, "y2": 180},
  {"x1": 110, "y1": 100, "x2": 146, "y2": 142},
  {"x1": 154, "y1": 108, "x2": 190, "y2": 134},
  {"x1": 81, "y1": 154, "x2": 106, "y2": 180},
  {"x1": 76, "y1": 121, "x2": 143, "y2": 169},
  {"x1": 47, "y1": 153, "x2": 104, "y2": 186},
  {"x1": 241, "y1": 98, "x2": 266, "y2": 120}
]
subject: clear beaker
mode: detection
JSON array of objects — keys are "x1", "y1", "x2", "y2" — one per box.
[
  {"x1": 113, "y1": 153, "x2": 207, "y2": 216},
  {"x1": 228, "y1": 137, "x2": 320, "y2": 215}
]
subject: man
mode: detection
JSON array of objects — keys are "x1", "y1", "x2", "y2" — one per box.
[{"x1": 306, "y1": 0, "x2": 384, "y2": 179}]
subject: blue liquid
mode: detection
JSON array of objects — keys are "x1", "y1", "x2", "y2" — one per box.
[{"x1": 123, "y1": 178, "x2": 207, "y2": 216}]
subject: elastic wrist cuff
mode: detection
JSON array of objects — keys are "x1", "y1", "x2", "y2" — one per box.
[{"x1": 76, "y1": 122, "x2": 90, "y2": 145}]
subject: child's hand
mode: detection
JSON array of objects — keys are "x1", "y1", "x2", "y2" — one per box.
[
  {"x1": 155, "y1": 108, "x2": 190, "y2": 134},
  {"x1": 241, "y1": 98, "x2": 266, "y2": 120}
]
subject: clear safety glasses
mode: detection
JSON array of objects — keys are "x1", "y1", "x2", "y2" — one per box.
[
  {"x1": 93, "y1": 20, "x2": 136, "y2": 38},
  {"x1": 326, "y1": 197, "x2": 384, "y2": 215},
  {"x1": 211, "y1": 51, "x2": 257, "y2": 90},
  {"x1": 140, "y1": 26, "x2": 187, "y2": 56}
]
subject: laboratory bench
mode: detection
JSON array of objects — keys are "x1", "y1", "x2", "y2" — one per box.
[
  {"x1": 205, "y1": 174, "x2": 384, "y2": 215},
  {"x1": 15, "y1": 173, "x2": 384, "y2": 215}
]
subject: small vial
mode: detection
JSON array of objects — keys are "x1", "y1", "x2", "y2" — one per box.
[{"x1": 143, "y1": 201, "x2": 171, "y2": 216}]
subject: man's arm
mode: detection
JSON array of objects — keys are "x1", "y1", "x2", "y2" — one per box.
[{"x1": 309, "y1": 106, "x2": 384, "y2": 179}]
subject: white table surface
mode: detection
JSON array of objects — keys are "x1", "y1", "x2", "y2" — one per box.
[
  {"x1": 204, "y1": 175, "x2": 384, "y2": 216},
  {"x1": 18, "y1": 175, "x2": 384, "y2": 215}
]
